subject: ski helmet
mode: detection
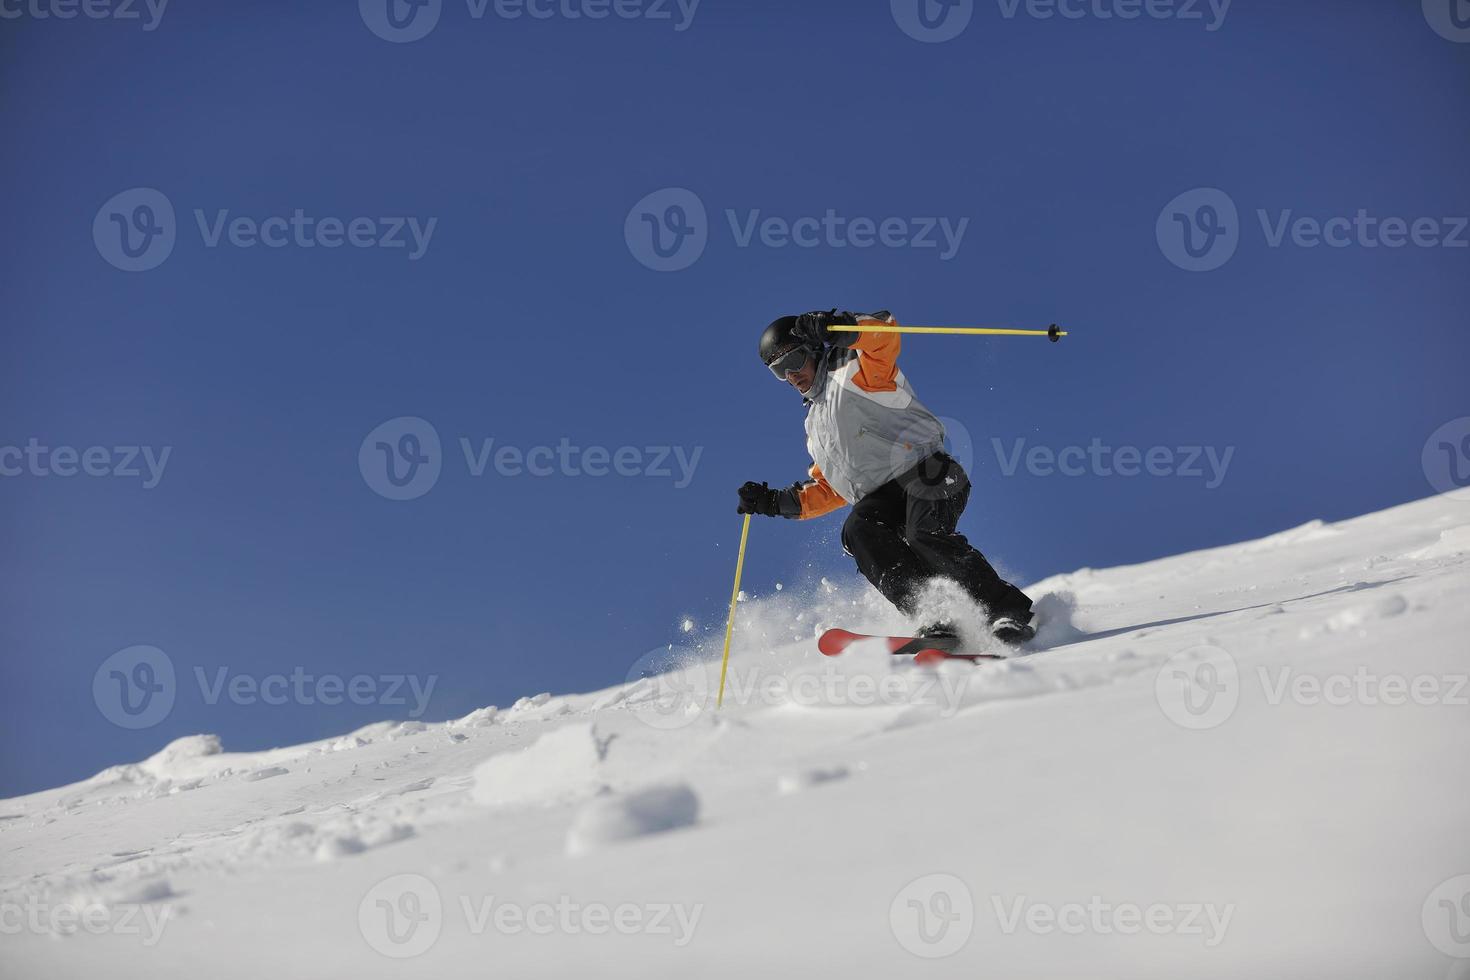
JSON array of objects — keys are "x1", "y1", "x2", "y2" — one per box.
[{"x1": 759, "y1": 315, "x2": 813, "y2": 378}]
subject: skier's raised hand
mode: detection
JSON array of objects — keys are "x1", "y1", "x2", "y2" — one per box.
[{"x1": 792, "y1": 309, "x2": 859, "y2": 348}]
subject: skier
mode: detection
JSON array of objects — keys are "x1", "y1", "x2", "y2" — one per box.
[{"x1": 737, "y1": 309, "x2": 1036, "y2": 644}]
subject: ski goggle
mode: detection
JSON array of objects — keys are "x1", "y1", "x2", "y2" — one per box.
[{"x1": 765, "y1": 345, "x2": 813, "y2": 380}]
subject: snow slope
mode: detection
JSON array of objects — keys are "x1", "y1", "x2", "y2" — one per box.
[{"x1": 3, "y1": 493, "x2": 1469, "y2": 979}]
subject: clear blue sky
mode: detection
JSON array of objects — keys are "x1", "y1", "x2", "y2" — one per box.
[{"x1": 3, "y1": 0, "x2": 1467, "y2": 795}]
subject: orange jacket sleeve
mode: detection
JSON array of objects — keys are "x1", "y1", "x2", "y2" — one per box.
[
  {"x1": 846, "y1": 313, "x2": 902, "y2": 394},
  {"x1": 796, "y1": 463, "x2": 848, "y2": 519}
]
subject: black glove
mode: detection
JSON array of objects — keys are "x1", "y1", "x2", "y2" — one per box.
[
  {"x1": 737, "y1": 481, "x2": 780, "y2": 516},
  {"x1": 737, "y1": 481, "x2": 786, "y2": 517},
  {"x1": 792, "y1": 309, "x2": 860, "y2": 349}
]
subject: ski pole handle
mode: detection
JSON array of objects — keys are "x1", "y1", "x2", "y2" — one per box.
[
  {"x1": 716, "y1": 514, "x2": 752, "y2": 708},
  {"x1": 830, "y1": 323, "x2": 1066, "y2": 342}
]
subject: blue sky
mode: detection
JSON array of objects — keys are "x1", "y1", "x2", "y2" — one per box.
[{"x1": 2, "y1": 0, "x2": 1467, "y2": 795}]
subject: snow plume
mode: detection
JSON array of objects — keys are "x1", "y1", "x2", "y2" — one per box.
[{"x1": 1030, "y1": 589, "x2": 1088, "y2": 645}]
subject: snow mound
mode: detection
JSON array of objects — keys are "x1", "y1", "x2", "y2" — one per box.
[
  {"x1": 1300, "y1": 592, "x2": 1411, "y2": 638},
  {"x1": 470, "y1": 723, "x2": 606, "y2": 807},
  {"x1": 565, "y1": 782, "x2": 700, "y2": 856},
  {"x1": 448, "y1": 705, "x2": 499, "y2": 728},
  {"x1": 1239, "y1": 517, "x2": 1342, "y2": 552},
  {"x1": 345, "y1": 719, "x2": 427, "y2": 742},
  {"x1": 776, "y1": 765, "x2": 852, "y2": 794},
  {"x1": 1407, "y1": 524, "x2": 1470, "y2": 560}
]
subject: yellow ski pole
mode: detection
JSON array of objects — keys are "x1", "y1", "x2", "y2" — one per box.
[
  {"x1": 831, "y1": 323, "x2": 1066, "y2": 341},
  {"x1": 716, "y1": 514, "x2": 752, "y2": 708}
]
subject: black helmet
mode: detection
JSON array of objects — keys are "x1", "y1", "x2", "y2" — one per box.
[
  {"x1": 758, "y1": 315, "x2": 817, "y2": 379},
  {"x1": 758, "y1": 315, "x2": 802, "y2": 364}
]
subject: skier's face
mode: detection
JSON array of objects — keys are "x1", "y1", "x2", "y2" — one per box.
[{"x1": 784, "y1": 356, "x2": 816, "y2": 394}]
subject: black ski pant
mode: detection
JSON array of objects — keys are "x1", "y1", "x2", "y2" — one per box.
[{"x1": 840, "y1": 452, "x2": 1032, "y2": 623}]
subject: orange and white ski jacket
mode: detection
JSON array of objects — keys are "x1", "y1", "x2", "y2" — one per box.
[{"x1": 790, "y1": 312, "x2": 948, "y2": 518}]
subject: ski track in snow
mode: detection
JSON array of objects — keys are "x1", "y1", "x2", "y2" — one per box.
[{"x1": 3, "y1": 493, "x2": 1469, "y2": 978}]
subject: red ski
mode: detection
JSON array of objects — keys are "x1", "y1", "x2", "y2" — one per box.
[{"x1": 817, "y1": 628, "x2": 1006, "y2": 663}]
